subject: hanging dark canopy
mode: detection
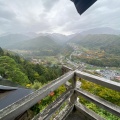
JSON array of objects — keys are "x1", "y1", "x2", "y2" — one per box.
[{"x1": 71, "y1": 0, "x2": 97, "y2": 15}]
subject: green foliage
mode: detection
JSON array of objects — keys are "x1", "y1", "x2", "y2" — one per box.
[
  {"x1": 0, "y1": 56, "x2": 30, "y2": 86},
  {"x1": 31, "y1": 85, "x2": 66, "y2": 114},
  {"x1": 31, "y1": 81, "x2": 43, "y2": 90},
  {"x1": 79, "y1": 57, "x2": 120, "y2": 67},
  {"x1": 79, "y1": 97, "x2": 120, "y2": 120},
  {"x1": 0, "y1": 48, "x2": 61, "y2": 87},
  {"x1": 81, "y1": 80, "x2": 120, "y2": 106},
  {"x1": 0, "y1": 47, "x2": 4, "y2": 56},
  {"x1": 80, "y1": 80, "x2": 120, "y2": 120}
]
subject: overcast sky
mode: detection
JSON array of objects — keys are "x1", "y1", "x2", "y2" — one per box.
[{"x1": 0, "y1": 0, "x2": 120, "y2": 35}]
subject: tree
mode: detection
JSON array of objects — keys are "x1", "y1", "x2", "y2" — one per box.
[{"x1": 0, "y1": 47, "x2": 4, "y2": 56}]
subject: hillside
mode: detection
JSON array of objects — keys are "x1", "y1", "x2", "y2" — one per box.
[
  {"x1": 0, "y1": 34, "x2": 30, "y2": 48},
  {"x1": 7, "y1": 35, "x2": 60, "y2": 56},
  {"x1": 36, "y1": 33, "x2": 69, "y2": 45},
  {"x1": 0, "y1": 56, "x2": 30, "y2": 86},
  {"x1": 68, "y1": 34, "x2": 120, "y2": 54},
  {"x1": 0, "y1": 47, "x2": 61, "y2": 86}
]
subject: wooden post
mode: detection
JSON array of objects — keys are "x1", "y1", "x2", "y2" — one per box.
[
  {"x1": 62, "y1": 66, "x2": 65, "y2": 75},
  {"x1": 70, "y1": 72, "x2": 77, "y2": 105}
]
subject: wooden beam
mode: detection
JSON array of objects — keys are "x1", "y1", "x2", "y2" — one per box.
[
  {"x1": 54, "y1": 104, "x2": 74, "y2": 120},
  {"x1": 33, "y1": 88, "x2": 74, "y2": 120},
  {"x1": 75, "y1": 102, "x2": 105, "y2": 120},
  {"x1": 76, "y1": 70, "x2": 120, "y2": 92},
  {"x1": 76, "y1": 88, "x2": 120, "y2": 117}
]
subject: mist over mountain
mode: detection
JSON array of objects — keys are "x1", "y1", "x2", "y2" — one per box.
[
  {"x1": 7, "y1": 35, "x2": 60, "y2": 56},
  {"x1": 23, "y1": 32, "x2": 38, "y2": 39},
  {"x1": 0, "y1": 34, "x2": 30, "y2": 48},
  {"x1": 80, "y1": 27, "x2": 120, "y2": 35},
  {"x1": 49, "y1": 33, "x2": 69, "y2": 44},
  {"x1": 68, "y1": 34, "x2": 120, "y2": 47},
  {"x1": 0, "y1": 27, "x2": 120, "y2": 55},
  {"x1": 68, "y1": 34, "x2": 120, "y2": 55},
  {"x1": 24, "y1": 33, "x2": 69, "y2": 45}
]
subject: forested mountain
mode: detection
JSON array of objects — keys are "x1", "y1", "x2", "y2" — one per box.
[
  {"x1": 7, "y1": 35, "x2": 61, "y2": 56},
  {"x1": 68, "y1": 34, "x2": 120, "y2": 55},
  {"x1": 0, "y1": 28, "x2": 120, "y2": 56},
  {"x1": 0, "y1": 56, "x2": 30, "y2": 86},
  {"x1": 36, "y1": 33, "x2": 69, "y2": 45},
  {"x1": 0, "y1": 34, "x2": 30, "y2": 48},
  {"x1": 68, "y1": 34, "x2": 120, "y2": 48},
  {"x1": 8, "y1": 35, "x2": 59, "y2": 50},
  {"x1": 0, "y1": 47, "x2": 61, "y2": 86}
]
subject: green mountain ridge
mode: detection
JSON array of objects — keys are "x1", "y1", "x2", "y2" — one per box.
[
  {"x1": 0, "y1": 56, "x2": 30, "y2": 86},
  {"x1": 7, "y1": 35, "x2": 61, "y2": 56},
  {"x1": 68, "y1": 34, "x2": 120, "y2": 55},
  {"x1": 0, "y1": 48, "x2": 61, "y2": 86}
]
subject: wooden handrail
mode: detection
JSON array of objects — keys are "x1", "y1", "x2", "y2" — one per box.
[
  {"x1": 75, "y1": 70, "x2": 120, "y2": 92},
  {"x1": 75, "y1": 88, "x2": 120, "y2": 117},
  {"x1": 0, "y1": 67, "x2": 120, "y2": 120},
  {"x1": 0, "y1": 71, "x2": 74, "y2": 120}
]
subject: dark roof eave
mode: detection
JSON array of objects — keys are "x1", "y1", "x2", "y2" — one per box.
[{"x1": 71, "y1": 0, "x2": 97, "y2": 15}]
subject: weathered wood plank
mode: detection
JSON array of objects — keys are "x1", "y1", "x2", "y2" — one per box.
[
  {"x1": 70, "y1": 73, "x2": 77, "y2": 104},
  {"x1": 0, "y1": 71, "x2": 74, "y2": 120},
  {"x1": 76, "y1": 88, "x2": 120, "y2": 117},
  {"x1": 62, "y1": 65, "x2": 73, "y2": 71},
  {"x1": 53, "y1": 104, "x2": 74, "y2": 120},
  {"x1": 65, "y1": 81, "x2": 72, "y2": 89},
  {"x1": 75, "y1": 102, "x2": 105, "y2": 120},
  {"x1": 76, "y1": 70, "x2": 120, "y2": 92},
  {"x1": 33, "y1": 88, "x2": 74, "y2": 120}
]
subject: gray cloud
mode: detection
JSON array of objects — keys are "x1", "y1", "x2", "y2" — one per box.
[
  {"x1": 0, "y1": 1, "x2": 16, "y2": 21},
  {"x1": 42, "y1": 0, "x2": 59, "y2": 11},
  {"x1": 0, "y1": 0, "x2": 120, "y2": 35},
  {"x1": 0, "y1": 9, "x2": 16, "y2": 20}
]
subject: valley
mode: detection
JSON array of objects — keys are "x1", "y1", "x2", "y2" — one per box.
[
  {"x1": 0, "y1": 27, "x2": 120, "y2": 120},
  {"x1": 0, "y1": 27, "x2": 120, "y2": 82}
]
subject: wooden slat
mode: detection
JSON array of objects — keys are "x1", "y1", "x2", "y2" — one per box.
[
  {"x1": 33, "y1": 88, "x2": 74, "y2": 120},
  {"x1": 54, "y1": 104, "x2": 74, "y2": 120},
  {"x1": 62, "y1": 65, "x2": 73, "y2": 71},
  {"x1": 75, "y1": 102, "x2": 105, "y2": 120},
  {"x1": 76, "y1": 70, "x2": 120, "y2": 92},
  {"x1": 76, "y1": 88, "x2": 120, "y2": 117}
]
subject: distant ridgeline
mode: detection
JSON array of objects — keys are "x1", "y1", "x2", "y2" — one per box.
[
  {"x1": 68, "y1": 34, "x2": 120, "y2": 55},
  {"x1": 0, "y1": 47, "x2": 61, "y2": 87},
  {"x1": 67, "y1": 34, "x2": 120, "y2": 67},
  {"x1": 0, "y1": 34, "x2": 61, "y2": 56},
  {"x1": 0, "y1": 32, "x2": 120, "y2": 67}
]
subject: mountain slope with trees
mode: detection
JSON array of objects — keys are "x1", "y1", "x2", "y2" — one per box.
[
  {"x1": 68, "y1": 34, "x2": 120, "y2": 55},
  {"x1": 0, "y1": 47, "x2": 61, "y2": 86},
  {"x1": 68, "y1": 34, "x2": 120, "y2": 48},
  {"x1": 7, "y1": 35, "x2": 61, "y2": 56}
]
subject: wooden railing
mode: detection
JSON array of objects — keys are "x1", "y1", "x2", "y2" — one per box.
[{"x1": 0, "y1": 66, "x2": 120, "y2": 120}]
